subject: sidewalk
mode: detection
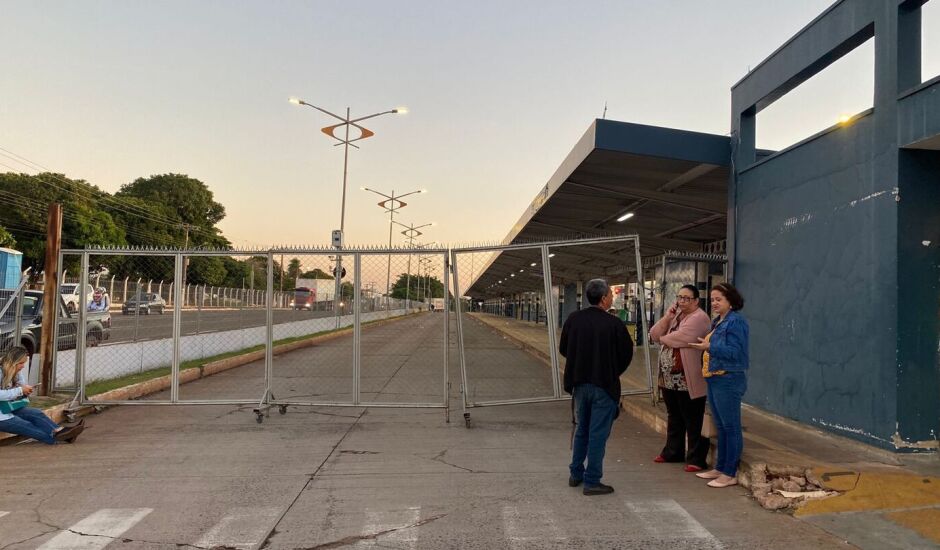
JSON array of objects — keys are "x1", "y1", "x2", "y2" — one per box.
[{"x1": 470, "y1": 312, "x2": 940, "y2": 547}]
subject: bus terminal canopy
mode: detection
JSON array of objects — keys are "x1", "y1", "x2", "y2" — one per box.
[{"x1": 465, "y1": 119, "x2": 732, "y2": 297}]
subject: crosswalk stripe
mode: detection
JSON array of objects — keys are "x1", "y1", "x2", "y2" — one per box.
[
  {"x1": 0, "y1": 511, "x2": 8, "y2": 519},
  {"x1": 194, "y1": 506, "x2": 282, "y2": 550},
  {"x1": 501, "y1": 505, "x2": 568, "y2": 548},
  {"x1": 361, "y1": 506, "x2": 421, "y2": 548},
  {"x1": 625, "y1": 499, "x2": 722, "y2": 547},
  {"x1": 37, "y1": 508, "x2": 153, "y2": 550}
]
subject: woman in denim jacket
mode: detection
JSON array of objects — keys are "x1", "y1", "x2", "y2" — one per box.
[{"x1": 689, "y1": 282, "x2": 748, "y2": 488}]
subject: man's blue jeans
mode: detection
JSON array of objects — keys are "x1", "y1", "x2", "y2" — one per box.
[
  {"x1": 569, "y1": 383, "x2": 618, "y2": 487},
  {"x1": 0, "y1": 407, "x2": 60, "y2": 445},
  {"x1": 706, "y1": 372, "x2": 747, "y2": 476}
]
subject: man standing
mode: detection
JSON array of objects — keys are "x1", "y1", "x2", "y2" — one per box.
[{"x1": 560, "y1": 278, "x2": 634, "y2": 495}]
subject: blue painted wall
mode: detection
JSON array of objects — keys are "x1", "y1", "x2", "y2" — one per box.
[{"x1": 730, "y1": 0, "x2": 939, "y2": 450}]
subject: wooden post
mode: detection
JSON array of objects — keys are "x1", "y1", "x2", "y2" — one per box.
[{"x1": 40, "y1": 203, "x2": 62, "y2": 396}]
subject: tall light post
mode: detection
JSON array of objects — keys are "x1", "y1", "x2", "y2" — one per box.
[
  {"x1": 361, "y1": 187, "x2": 426, "y2": 313},
  {"x1": 289, "y1": 97, "x2": 405, "y2": 325},
  {"x1": 392, "y1": 220, "x2": 433, "y2": 311}
]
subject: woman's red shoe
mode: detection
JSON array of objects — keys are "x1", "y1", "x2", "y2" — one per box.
[
  {"x1": 684, "y1": 465, "x2": 703, "y2": 472},
  {"x1": 653, "y1": 455, "x2": 666, "y2": 463}
]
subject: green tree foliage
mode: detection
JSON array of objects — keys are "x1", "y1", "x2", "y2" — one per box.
[
  {"x1": 390, "y1": 273, "x2": 446, "y2": 300},
  {"x1": 186, "y1": 257, "x2": 227, "y2": 286},
  {"x1": 300, "y1": 268, "x2": 333, "y2": 280},
  {"x1": 0, "y1": 226, "x2": 16, "y2": 248},
  {"x1": 114, "y1": 173, "x2": 229, "y2": 250},
  {"x1": 0, "y1": 172, "x2": 125, "y2": 271}
]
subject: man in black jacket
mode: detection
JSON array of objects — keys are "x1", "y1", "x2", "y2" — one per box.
[{"x1": 560, "y1": 278, "x2": 634, "y2": 495}]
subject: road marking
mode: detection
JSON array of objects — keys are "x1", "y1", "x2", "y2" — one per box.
[
  {"x1": 501, "y1": 505, "x2": 568, "y2": 548},
  {"x1": 37, "y1": 508, "x2": 152, "y2": 550},
  {"x1": 625, "y1": 499, "x2": 722, "y2": 548},
  {"x1": 0, "y1": 511, "x2": 8, "y2": 519},
  {"x1": 361, "y1": 506, "x2": 421, "y2": 548},
  {"x1": 194, "y1": 506, "x2": 282, "y2": 550}
]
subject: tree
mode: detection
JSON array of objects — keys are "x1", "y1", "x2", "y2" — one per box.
[
  {"x1": 114, "y1": 173, "x2": 230, "y2": 250},
  {"x1": 300, "y1": 268, "x2": 333, "y2": 280},
  {"x1": 0, "y1": 172, "x2": 126, "y2": 271},
  {"x1": 390, "y1": 273, "x2": 446, "y2": 300},
  {"x1": 0, "y1": 226, "x2": 15, "y2": 248},
  {"x1": 187, "y1": 257, "x2": 227, "y2": 286}
]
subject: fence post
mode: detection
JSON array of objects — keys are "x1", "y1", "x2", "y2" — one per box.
[
  {"x1": 123, "y1": 276, "x2": 129, "y2": 302},
  {"x1": 168, "y1": 283, "x2": 173, "y2": 306},
  {"x1": 109, "y1": 275, "x2": 115, "y2": 303}
]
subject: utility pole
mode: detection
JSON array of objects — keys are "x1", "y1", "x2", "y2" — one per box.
[{"x1": 39, "y1": 203, "x2": 62, "y2": 397}]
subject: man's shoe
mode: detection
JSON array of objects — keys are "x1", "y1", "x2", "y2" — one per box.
[
  {"x1": 568, "y1": 477, "x2": 583, "y2": 487},
  {"x1": 583, "y1": 483, "x2": 615, "y2": 496}
]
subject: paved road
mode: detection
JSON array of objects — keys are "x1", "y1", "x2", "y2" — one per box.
[
  {"x1": 0, "y1": 313, "x2": 850, "y2": 549},
  {"x1": 103, "y1": 307, "x2": 374, "y2": 345}
]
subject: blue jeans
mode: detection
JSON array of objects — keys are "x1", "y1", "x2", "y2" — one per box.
[
  {"x1": 0, "y1": 407, "x2": 60, "y2": 445},
  {"x1": 706, "y1": 372, "x2": 747, "y2": 476},
  {"x1": 569, "y1": 384, "x2": 618, "y2": 487}
]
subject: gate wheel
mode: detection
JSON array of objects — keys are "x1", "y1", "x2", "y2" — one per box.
[
  {"x1": 463, "y1": 412, "x2": 472, "y2": 428},
  {"x1": 278, "y1": 405, "x2": 288, "y2": 415}
]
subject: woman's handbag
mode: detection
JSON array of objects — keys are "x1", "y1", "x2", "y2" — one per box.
[
  {"x1": 701, "y1": 410, "x2": 717, "y2": 438},
  {"x1": 0, "y1": 397, "x2": 29, "y2": 414}
]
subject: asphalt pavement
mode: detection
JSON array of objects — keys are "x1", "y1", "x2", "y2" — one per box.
[
  {"x1": 0, "y1": 313, "x2": 850, "y2": 549},
  {"x1": 105, "y1": 307, "x2": 361, "y2": 345}
]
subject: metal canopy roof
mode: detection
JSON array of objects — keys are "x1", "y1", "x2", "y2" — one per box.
[{"x1": 464, "y1": 119, "x2": 731, "y2": 297}]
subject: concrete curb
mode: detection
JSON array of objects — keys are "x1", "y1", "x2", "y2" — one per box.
[{"x1": 0, "y1": 313, "x2": 420, "y2": 445}]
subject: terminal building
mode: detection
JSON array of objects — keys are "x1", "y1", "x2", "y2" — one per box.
[{"x1": 465, "y1": 0, "x2": 940, "y2": 453}]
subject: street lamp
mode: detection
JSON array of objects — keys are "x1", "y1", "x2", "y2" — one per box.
[
  {"x1": 288, "y1": 97, "x2": 406, "y2": 242},
  {"x1": 289, "y1": 97, "x2": 405, "y2": 325},
  {"x1": 393, "y1": 220, "x2": 434, "y2": 311},
  {"x1": 362, "y1": 187, "x2": 426, "y2": 313}
]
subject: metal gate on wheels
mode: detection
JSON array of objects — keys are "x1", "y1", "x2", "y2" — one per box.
[
  {"x1": 450, "y1": 235, "x2": 654, "y2": 428},
  {"x1": 57, "y1": 246, "x2": 451, "y2": 423}
]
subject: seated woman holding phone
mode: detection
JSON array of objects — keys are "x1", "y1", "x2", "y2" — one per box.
[{"x1": 0, "y1": 347, "x2": 84, "y2": 444}]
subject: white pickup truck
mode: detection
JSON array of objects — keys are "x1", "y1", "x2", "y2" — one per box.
[{"x1": 60, "y1": 283, "x2": 95, "y2": 314}]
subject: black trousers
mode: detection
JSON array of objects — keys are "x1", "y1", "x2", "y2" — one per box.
[{"x1": 659, "y1": 387, "x2": 710, "y2": 468}]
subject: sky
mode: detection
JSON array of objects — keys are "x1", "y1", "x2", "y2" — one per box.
[{"x1": 2, "y1": 1, "x2": 937, "y2": 250}]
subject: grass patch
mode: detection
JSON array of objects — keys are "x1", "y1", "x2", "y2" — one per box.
[{"x1": 81, "y1": 315, "x2": 401, "y2": 397}]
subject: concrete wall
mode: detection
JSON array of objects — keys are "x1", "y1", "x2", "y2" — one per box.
[{"x1": 730, "y1": 0, "x2": 939, "y2": 450}]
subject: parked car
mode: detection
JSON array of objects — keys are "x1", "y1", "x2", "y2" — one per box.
[
  {"x1": 0, "y1": 290, "x2": 111, "y2": 359},
  {"x1": 60, "y1": 283, "x2": 94, "y2": 314},
  {"x1": 121, "y1": 293, "x2": 166, "y2": 315}
]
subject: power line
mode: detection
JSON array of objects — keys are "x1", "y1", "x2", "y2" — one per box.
[
  {"x1": 0, "y1": 187, "x2": 172, "y2": 244},
  {"x1": 0, "y1": 147, "x2": 220, "y2": 240}
]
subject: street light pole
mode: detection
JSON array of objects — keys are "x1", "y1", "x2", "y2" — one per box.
[
  {"x1": 289, "y1": 98, "x2": 405, "y2": 327},
  {"x1": 361, "y1": 187, "x2": 426, "y2": 315},
  {"x1": 392, "y1": 220, "x2": 433, "y2": 312}
]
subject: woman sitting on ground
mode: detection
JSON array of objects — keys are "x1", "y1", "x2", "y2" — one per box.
[
  {"x1": 649, "y1": 284, "x2": 712, "y2": 472},
  {"x1": 0, "y1": 347, "x2": 84, "y2": 444}
]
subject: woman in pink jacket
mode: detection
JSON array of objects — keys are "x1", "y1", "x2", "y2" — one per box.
[{"x1": 649, "y1": 284, "x2": 712, "y2": 472}]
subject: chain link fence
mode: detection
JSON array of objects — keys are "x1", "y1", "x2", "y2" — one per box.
[
  {"x1": 452, "y1": 236, "x2": 653, "y2": 426},
  {"x1": 45, "y1": 238, "x2": 650, "y2": 426}
]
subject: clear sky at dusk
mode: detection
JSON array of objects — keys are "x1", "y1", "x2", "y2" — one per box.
[{"x1": 2, "y1": 1, "x2": 935, "y2": 249}]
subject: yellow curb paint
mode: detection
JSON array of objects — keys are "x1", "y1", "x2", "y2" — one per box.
[
  {"x1": 796, "y1": 472, "x2": 940, "y2": 517},
  {"x1": 813, "y1": 467, "x2": 861, "y2": 492},
  {"x1": 884, "y1": 508, "x2": 940, "y2": 544}
]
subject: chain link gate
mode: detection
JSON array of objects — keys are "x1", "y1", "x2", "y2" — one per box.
[
  {"x1": 451, "y1": 235, "x2": 654, "y2": 428},
  {"x1": 57, "y1": 247, "x2": 451, "y2": 423}
]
